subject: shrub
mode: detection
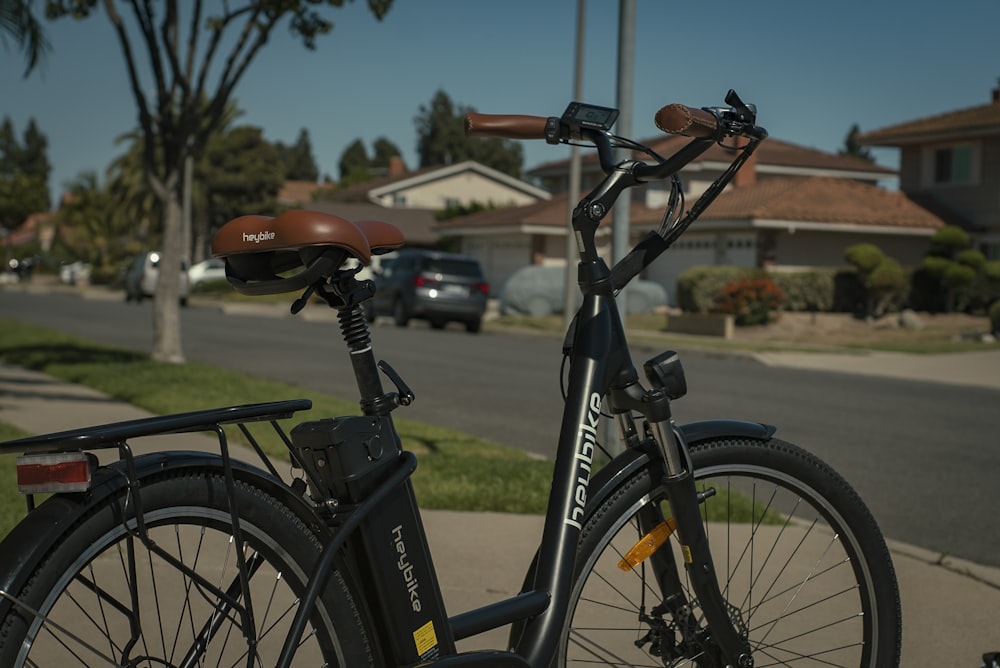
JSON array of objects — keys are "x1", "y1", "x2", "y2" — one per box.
[
  {"x1": 929, "y1": 225, "x2": 971, "y2": 256},
  {"x1": 713, "y1": 274, "x2": 785, "y2": 326},
  {"x1": 844, "y1": 243, "x2": 885, "y2": 273},
  {"x1": 676, "y1": 266, "x2": 749, "y2": 313},
  {"x1": 771, "y1": 271, "x2": 835, "y2": 312},
  {"x1": 957, "y1": 249, "x2": 986, "y2": 271}
]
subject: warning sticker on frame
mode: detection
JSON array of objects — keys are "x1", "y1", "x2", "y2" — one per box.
[{"x1": 414, "y1": 620, "x2": 439, "y2": 659}]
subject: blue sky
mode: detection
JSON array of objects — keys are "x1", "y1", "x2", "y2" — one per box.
[{"x1": 2, "y1": 0, "x2": 998, "y2": 206}]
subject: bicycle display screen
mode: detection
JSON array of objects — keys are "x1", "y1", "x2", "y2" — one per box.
[{"x1": 561, "y1": 102, "x2": 619, "y2": 132}]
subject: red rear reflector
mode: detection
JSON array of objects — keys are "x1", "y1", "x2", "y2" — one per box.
[{"x1": 17, "y1": 452, "x2": 95, "y2": 494}]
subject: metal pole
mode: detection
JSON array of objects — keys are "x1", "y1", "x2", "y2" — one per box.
[
  {"x1": 612, "y1": 0, "x2": 635, "y2": 274},
  {"x1": 606, "y1": 0, "x2": 636, "y2": 454},
  {"x1": 563, "y1": 0, "x2": 586, "y2": 331}
]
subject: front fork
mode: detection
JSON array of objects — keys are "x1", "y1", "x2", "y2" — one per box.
[{"x1": 613, "y1": 385, "x2": 753, "y2": 668}]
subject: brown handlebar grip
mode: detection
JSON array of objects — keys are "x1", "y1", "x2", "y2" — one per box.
[
  {"x1": 464, "y1": 113, "x2": 549, "y2": 140},
  {"x1": 654, "y1": 104, "x2": 719, "y2": 139}
]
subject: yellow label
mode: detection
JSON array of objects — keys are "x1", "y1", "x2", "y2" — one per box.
[
  {"x1": 681, "y1": 544, "x2": 693, "y2": 564},
  {"x1": 413, "y1": 620, "x2": 438, "y2": 657}
]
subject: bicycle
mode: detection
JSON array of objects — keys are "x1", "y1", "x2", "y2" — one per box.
[{"x1": 0, "y1": 90, "x2": 901, "y2": 667}]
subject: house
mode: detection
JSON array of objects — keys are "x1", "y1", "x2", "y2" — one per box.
[
  {"x1": 317, "y1": 158, "x2": 550, "y2": 212},
  {"x1": 440, "y1": 134, "x2": 949, "y2": 300},
  {"x1": 302, "y1": 158, "x2": 550, "y2": 252},
  {"x1": 858, "y1": 83, "x2": 1000, "y2": 260}
]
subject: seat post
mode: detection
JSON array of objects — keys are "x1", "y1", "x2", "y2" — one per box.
[{"x1": 337, "y1": 305, "x2": 391, "y2": 415}]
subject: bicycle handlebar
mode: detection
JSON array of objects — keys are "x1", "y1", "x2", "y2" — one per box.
[
  {"x1": 464, "y1": 113, "x2": 550, "y2": 140},
  {"x1": 653, "y1": 103, "x2": 719, "y2": 139}
]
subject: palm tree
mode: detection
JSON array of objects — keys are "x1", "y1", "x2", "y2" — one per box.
[{"x1": 0, "y1": 0, "x2": 49, "y2": 75}]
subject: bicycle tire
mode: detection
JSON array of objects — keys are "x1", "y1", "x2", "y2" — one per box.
[
  {"x1": 0, "y1": 469, "x2": 374, "y2": 667},
  {"x1": 561, "y1": 436, "x2": 901, "y2": 667}
]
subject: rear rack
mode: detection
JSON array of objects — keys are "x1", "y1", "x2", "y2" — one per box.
[{"x1": 0, "y1": 399, "x2": 312, "y2": 455}]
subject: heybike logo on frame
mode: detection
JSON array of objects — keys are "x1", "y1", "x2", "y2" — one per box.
[
  {"x1": 392, "y1": 524, "x2": 422, "y2": 612},
  {"x1": 242, "y1": 231, "x2": 276, "y2": 244},
  {"x1": 565, "y1": 392, "x2": 601, "y2": 530}
]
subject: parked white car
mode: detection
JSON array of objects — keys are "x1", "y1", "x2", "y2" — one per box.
[
  {"x1": 187, "y1": 258, "x2": 227, "y2": 287},
  {"x1": 124, "y1": 251, "x2": 189, "y2": 305}
]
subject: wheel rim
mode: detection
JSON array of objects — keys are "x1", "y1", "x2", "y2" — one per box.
[
  {"x1": 14, "y1": 506, "x2": 341, "y2": 667},
  {"x1": 562, "y1": 464, "x2": 880, "y2": 667}
]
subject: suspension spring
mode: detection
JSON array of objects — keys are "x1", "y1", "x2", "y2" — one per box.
[{"x1": 337, "y1": 305, "x2": 372, "y2": 352}]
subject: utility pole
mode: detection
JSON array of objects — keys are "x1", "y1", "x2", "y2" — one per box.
[
  {"x1": 563, "y1": 0, "x2": 586, "y2": 331},
  {"x1": 612, "y1": 0, "x2": 635, "y2": 281},
  {"x1": 605, "y1": 0, "x2": 636, "y2": 455}
]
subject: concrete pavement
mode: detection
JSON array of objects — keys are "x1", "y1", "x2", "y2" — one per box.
[{"x1": 2, "y1": 361, "x2": 1000, "y2": 666}]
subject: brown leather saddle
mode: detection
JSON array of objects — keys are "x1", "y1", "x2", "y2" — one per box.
[{"x1": 211, "y1": 209, "x2": 404, "y2": 295}]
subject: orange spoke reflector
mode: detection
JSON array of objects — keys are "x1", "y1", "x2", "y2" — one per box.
[
  {"x1": 617, "y1": 518, "x2": 676, "y2": 571},
  {"x1": 17, "y1": 452, "x2": 95, "y2": 494}
]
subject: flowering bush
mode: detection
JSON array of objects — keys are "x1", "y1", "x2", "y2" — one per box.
[{"x1": 713, "y1": 274, "x2": 785, "y2": 326}]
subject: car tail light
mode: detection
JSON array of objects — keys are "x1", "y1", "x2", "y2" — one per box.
[
  {"x1": 17, "y1": 452, "x2": 96, "y2": 494},
  {"x1": 475, "y1": 282, "x2": 490, "y2": 295},
  {"x1": 414, "y1": 275, "x2": 439, "y2": 288}
]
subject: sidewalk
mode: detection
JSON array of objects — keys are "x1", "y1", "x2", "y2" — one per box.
[{"x1": 1, "y1": 362, "x2": 999, "y2": 665}]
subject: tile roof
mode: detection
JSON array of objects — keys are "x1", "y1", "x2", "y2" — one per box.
[
  {"x1": 277, "y1": 180, "x2": 324, "y2": 205},
  {"x1": 529, "y1": 136, "x2": 894, "y2": 177},
  {"x1": 438, "y1": 177, "x2": 948, "y2": 233},
  {"x1": 700, "y1": 177, "x2": 944, "y2": 229},
  {"x1": 858, "y1": 99, "x2": 1000, "y2": 146},
  {"x1": 306, "y1": 201, "x2": 441, "y2": 246},
  {"x1": 319, "y1": 165, "x2": 443, "y2": 202}
]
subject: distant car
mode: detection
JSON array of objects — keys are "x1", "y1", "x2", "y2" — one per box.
[
  {"x1": 124, "y1": 251, "x2": 190, "y2": 305},
  {"x1": 59, "y1": 261, "x2": 92, "y2": 285},
  {"x1": 187, "y1": 258, "x2": 227, "y2": 287},
  {"x1": 501, "y1": 265, "x2": 668, "y2": 316},
  {"x1": 367, "y1": 249, "x2": 489, "y2": 333}
]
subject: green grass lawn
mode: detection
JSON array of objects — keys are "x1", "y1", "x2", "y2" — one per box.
[{"x1": 0, "y1": 319, "x2": 554, "y2": 520}]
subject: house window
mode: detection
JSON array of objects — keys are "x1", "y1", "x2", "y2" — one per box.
[
  {"x1": 393, "y1": 193, "x2": 408, "y2": 206},
  {"x1": 930, "y1": 144, "x2": 975, "y2": 185}
]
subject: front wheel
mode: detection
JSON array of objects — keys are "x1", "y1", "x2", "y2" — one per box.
[
  {"x1": 562, "y1": 436, "x2": 901, "y2": 667},
  {"x1": 0, "y1": 470, "x2": 375, "y2": 667}
]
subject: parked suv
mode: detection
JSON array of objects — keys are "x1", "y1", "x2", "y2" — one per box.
[
  {"x1": 368, "y1": 249, "x2": 489, "y2": 333},
  {"x1": 124, "y1": 251, "x2": 190, "y2": 306}
]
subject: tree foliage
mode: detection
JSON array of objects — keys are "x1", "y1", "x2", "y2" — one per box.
[
  {"x1": 371, "y1": 135, "x2": 401, "y2": 170},
  {"x1": 415, "y1": 89, "x2": 523, "y2": 177},
  {"x1": 0, "y1": 0, "x2": 50, "y2": 75},
  {"x1": 839, "y1": 123, "x2": 873, "y2": 163},
  {"x1": 0, "y1": 115, "x2": 50, "y2": 230},
  {"x1": 844, "y1": 242, "x2": 906, "y2": 318},
  {"x1": 11, "y1": 0, "x2": 394, "y2": 363},
  {"x1": 276, "y1": 128, "x2": 319, "y2": 181},
  {"x1": 338, "y1": 138, "x2": 371, "y2": 183}
]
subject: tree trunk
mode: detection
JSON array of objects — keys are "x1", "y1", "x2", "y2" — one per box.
[{"x1": 152, "y1": 175, "x2": 185, "y2": 363}]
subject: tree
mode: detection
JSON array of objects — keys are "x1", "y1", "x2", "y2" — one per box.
[
  {"x1": 55, "y1": 170, "x2": 134, "y2": 277},
  {"x1": 14, "y1": 0, "x2": 394, "y2": 363},
  {"x1": 839, "y1": 123, "x2": 874, "y2": 163},
  {"x1": 415, "y1": 89, "x2": 523, "y2": 177},
  {"x1": 277, "y1": 128, "x2": 319, "y2": 181},
  {"x1": 371, "y1": 135, "x2": 401, "y2": 170},
  {"x1": 200, "y1": 125, "x2": 283, "y2": 256},
  {"x1": 0, "y1": 116, "x2": 50, "y2": 230},
  {"x1": 0, "y1": 0, "x2": 49, "y2": 75},
  {"x1": 338, "y1": 138, "x2": 371, "y2": 184},
  {"x1": 844, "y1": 243, "x2": 906, "y2": 318}
]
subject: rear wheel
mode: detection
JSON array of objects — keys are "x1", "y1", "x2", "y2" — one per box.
[
  {"x1": 561, "y1": 437, "x2": 901, "y2": 667},
  {"x1": 0, "y1": 471, "x2": 375, "y2": 667}
]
